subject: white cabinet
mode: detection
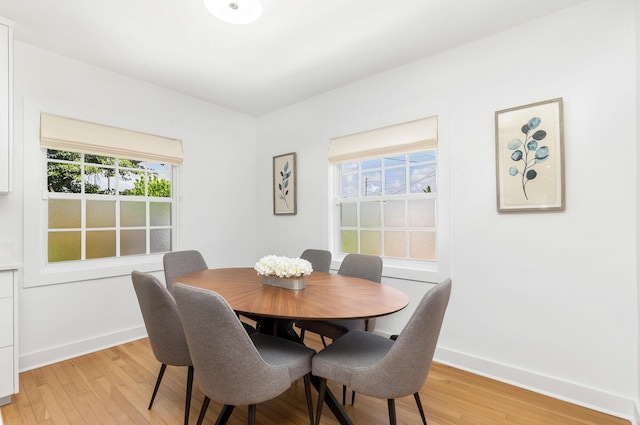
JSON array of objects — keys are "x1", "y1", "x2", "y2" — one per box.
[
  {"x1": 0, "y1": 17, "x2": 12, "y2": 193},
  {"x1": 0, "y1": 269, "x2": 17, "y2": 406}
]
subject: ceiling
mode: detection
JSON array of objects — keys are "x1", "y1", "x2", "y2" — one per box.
[{"x1": 0, "y1": 0, "x2": 586, "y2": 116}]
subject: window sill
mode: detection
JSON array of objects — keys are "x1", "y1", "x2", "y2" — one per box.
[{"x1": 24, "y1": 254, "x2": 164, "y2": 288}]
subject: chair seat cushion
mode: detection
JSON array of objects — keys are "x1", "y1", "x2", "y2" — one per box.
[
  {"x1": 251, "y1": 333, "x2": 315, "y2": 382},
  {"x1": 312, "y1": 330, "x2": 393, "y2": 387}
]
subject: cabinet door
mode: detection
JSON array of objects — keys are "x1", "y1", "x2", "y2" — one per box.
[
  {"x1": 0, "y1": 23, "x2": 9, "y2": 193},
  {"x1": 0, "y1": 346, "x2": 12, "y2": 399},
  {"x1": 0, "y1": 297, "x2": 11, "y2": 348}
]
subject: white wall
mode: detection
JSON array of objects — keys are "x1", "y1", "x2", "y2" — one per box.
[
  {"x1": 257, "y1": 0, "x2": 637, "y2": 419},
  {"x1": 8, "y1": 42, "x2": 258, "y2": 369}
]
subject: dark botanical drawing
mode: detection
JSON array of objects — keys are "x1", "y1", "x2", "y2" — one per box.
[{"x1": 507, "y1": 116, "x2": 550, "y2": 200}]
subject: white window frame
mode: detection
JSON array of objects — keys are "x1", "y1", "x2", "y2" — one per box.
[
  {"x1": 328, "y1": 113, "x2": 450, "y2": 283},
  {"x1": 23, "y1": 99, "x2": 183, "y2": 287}
]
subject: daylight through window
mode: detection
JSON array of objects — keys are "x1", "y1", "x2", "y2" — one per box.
[{"x1": 46, "y1": 150, "x2": 174, "y2": 263}]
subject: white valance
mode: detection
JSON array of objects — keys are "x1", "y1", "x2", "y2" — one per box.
[
  {"x1": 328, "y1": 116, "x2": 438, "y2": 164},
  {"x1": 40, "y1": 113, "x2": 183, "y2": 165}
]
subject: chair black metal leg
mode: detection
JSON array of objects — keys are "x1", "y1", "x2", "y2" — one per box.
[
  {"x1": 184, "y1": 366, "x2": 194, "y2": 425},
  {"x1": 148, "y1": 363, "x2": 167, "y2": 409},
  {"x1": 320, "y1": 336, "x2": 328, "y2": 348},
  {"x1": 248, "y1": 404, "x2": 256, "y2": 425},
  {"x1": 414, "y1": 392, "x2": 427, "y2": 425},
  {"x1": 387, "y1": 399, "x2": 397, "y2": 425},
  {"x1": 299, "y1": 329, "x2": 306, "y2": 343},
  {"x1": 213, "y1": 404, "x2": 235, "y2": 425},
  {"x1": 315, "y1": 378, "x2": 327, "y2": 425},
  {"x1": 351, "y1": 390, "x2": 355, "y2": 406},
  {"x1": 196, "y1": 397, "x2": 210, "y2": 425},
  {"x1": 303, "y1": 374, "x2": 314, "y2": 425},
  {"x1": 342, "y1": 385, "x2": 346, "y2": 405}
]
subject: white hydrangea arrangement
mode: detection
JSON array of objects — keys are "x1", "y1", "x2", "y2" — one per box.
[{"x1": 254, "y1": 255, "x2": 313, "y2": 278}]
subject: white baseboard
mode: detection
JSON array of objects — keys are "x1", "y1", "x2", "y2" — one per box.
[
  {"x1": 633, "y1": 401, "x2": 640, "y2": 425},
  {"x1": 435, "y1": 345, "x2": 634, "y2": 423},
  {"x1": 19, "y1": 326, "x2": 147, "y2": 372}
]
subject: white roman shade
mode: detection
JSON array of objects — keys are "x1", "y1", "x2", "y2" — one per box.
[
  {"x1": 40, "y1": 113, "x2": 183, "y2": 165},
  {"x1": 328, "y1": 116, "x2": 438, "y2": 164}
]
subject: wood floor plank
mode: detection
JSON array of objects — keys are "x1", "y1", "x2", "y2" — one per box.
[{"x1": 1, "y1": 335, "x2": 631, "y2": 425}]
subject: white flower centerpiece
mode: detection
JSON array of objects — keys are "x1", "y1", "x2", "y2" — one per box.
[{"x1": 254, "y1": 255, "x2": 313, "y2": 290}]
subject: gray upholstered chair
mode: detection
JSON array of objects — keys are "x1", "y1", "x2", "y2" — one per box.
[
  {"x1": 131, "y1": 271, "x2": 194, "y2": 425},
  {"x1": 296, "y1": 253, "x2": 383, "y2": 346},
  {"x1": 312, "y1": 279, "x2": 452, "y2": 425},
  {"x1": 163, "y1": 250, "x2": 208, "y2": 294},
  {"x1": 173, "y1": 283, "x2": 316, "y2": 425},
  {"x1": 299, "y1": 248, "x2": 332, "y2": 273}
]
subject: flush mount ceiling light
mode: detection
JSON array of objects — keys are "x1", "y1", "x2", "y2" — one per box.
[{"x1": 203, "y1": 0, "x2": 263, "y2": 25}]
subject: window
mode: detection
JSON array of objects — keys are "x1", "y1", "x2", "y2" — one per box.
[
  {"x1": 329, "y1": 116, "x2": 444, "y2": 274},
  {"x1": 46, "y1": 150, "x2": 173, "y2": 263},
  {"x1": 23, "y1": 111, "x2": 183, "y2": 286},
  {"x1": 338, "y1": 150, "x2": 437, "y2": 261}
]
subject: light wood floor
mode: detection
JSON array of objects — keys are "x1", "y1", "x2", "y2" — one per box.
[{"x1": 1, "y1": 332, "x2": 630, "y2": 425}]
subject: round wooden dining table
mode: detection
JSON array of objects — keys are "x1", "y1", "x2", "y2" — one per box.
[
  {"x1": 174, "y1": 267, "x2": 407, "y2": 425},
  {"x1": 173, "y1": 267, "x2": 409, "y2": 321}
]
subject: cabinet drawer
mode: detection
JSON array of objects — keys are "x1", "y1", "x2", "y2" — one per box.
[
  {"x1": 0, "y1": 345, "x2": 13, "y2": 398},
  {"x1": 0, "y1": 271, "x2": 11, "y2": 298},
  {"x1": 0, "y1": 297, "x2": 11, "y2": 348}
]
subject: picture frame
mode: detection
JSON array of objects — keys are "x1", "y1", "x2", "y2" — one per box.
[
  {"x1": 273, "y1": 152, "x2": 297, "y2": 215},
  {"x1": 495, "y1": 98, "x2": 565, "y2": 212}
]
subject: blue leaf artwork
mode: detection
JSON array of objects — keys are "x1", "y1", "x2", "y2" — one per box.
[
  {"x1": 507, "y1": 116, "x2": 550, "y2": 200},
  {"x1": 278, "y1": 161, "x2": 291, "y2": 209}
]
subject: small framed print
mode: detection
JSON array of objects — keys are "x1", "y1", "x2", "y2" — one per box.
[
  {"x1": 495, "y1": 98, "x2": 565, "y2": 212},
  {"x1": 273, "y1": 152, "x2": 297, "y2": 215}
]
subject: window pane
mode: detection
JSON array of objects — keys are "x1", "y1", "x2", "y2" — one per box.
[
  {"x1": 47, "y1": 149, "x2": 80, "y2": 161},
  {"x1": 409, "y1": 231, "x2": 436, "y2": 260},
  {"x1": 360, "y1": 201, "x2": 380, "y2": 228},
  {"x1": 86, "y1": 230, "x2": 116, "y2": 259},
  {"x1": 341, "y1": 230, "x2": 357, "y2": 254},
  {"x1": 408, "y1": 199, "x2": 436, "y2": 227},
  {"x1": 147, "y1": 174, "x2": 172, "y2": 198},
  {"x1": 384, "y1": 167, "x2": 406, "y2": 195},
  {"x1": 361, "y1": 171, "x2": 381, "y2": 197},
  {"x1": 361, "y1": 159, "x2": 381, "y2": 170},
  {"x1": 84, "y1": 165, "x2": 116, "y2": 195},
  {"x1": 384, "y1": 231, "x2": 406, "y2": 258},
  {"x1": 150, "y1": 202, "x2": 171, "y2": 226},
  {"x1": 341, "y1": 203, "x2": 357, "y2": 227},
  {"x1": 410, "y1": 163, "x2": 437, "y2": 193},
  {"x1": 341, "y1": 173, "x2": 359, "y2": 198},
  {"x1": 121, "y1": 201, "x2": 146, "y2": 227},
  {"x1": 384, "y1": 155, "x2": 406, "y2": 167},
  {"x1": 119, "y1": 169, "x2": 144, "y2": 195},
  {"x1": 85, "y1": 154, "x2": 115, "y2": 165},
  {"x1": 48, "y1": 232, "x2": 81, "y2": 262},
  {"x1": 150, "y1": 229, "x2": 171, "y2": 253},
  {"x1": 342, "y1": 162, "x2": 359, "y2": 172},
  {"x1": 121, "y1": 229, "x2": 146, "y2": 256},
  {"x1": 361, "y1": 230, "x2": 381, "y2": 255},
  {"x1": 86, "y1": 200, "x2": 115, "y2": 228},
  {"x1": 48, "y1": 162, "x2": 81, "y2": 193},
  {"x1": 384, "y1": 200, "x2": 405, "y2": 227},
  {"x1": 410, "y1": 151, "x2": 437, "y2": 163},
  {"x1": 49, "y1": 199, "x2": 81, "y2": 229}
]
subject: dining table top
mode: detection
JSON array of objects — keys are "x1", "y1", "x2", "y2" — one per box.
[{"x1": 173, "y1": 267, "x2": 409, "y2": 321}]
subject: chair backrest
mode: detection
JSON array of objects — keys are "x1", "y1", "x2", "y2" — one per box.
[
  {"x1": 352, "y1": 279, "x2": 452, "y2": 399},
  {"x1": 131, "y1": 271, "x2": 191, "y2": 367},
  {"x1": 338, "y1": 253, "x2": 383, "y2": 330},
  {"x1": 338, "y1": 253, "x2": 382, "y2": 283},
  {"x1": 163, "y1": 250, "x2": 208, "y2": 294},
  {"x1": 300, "y1": 249, "x2": 332, "y2": 273},
  {"x1": 173, "y1": 283, "x2": 291, "y2": 406}
]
